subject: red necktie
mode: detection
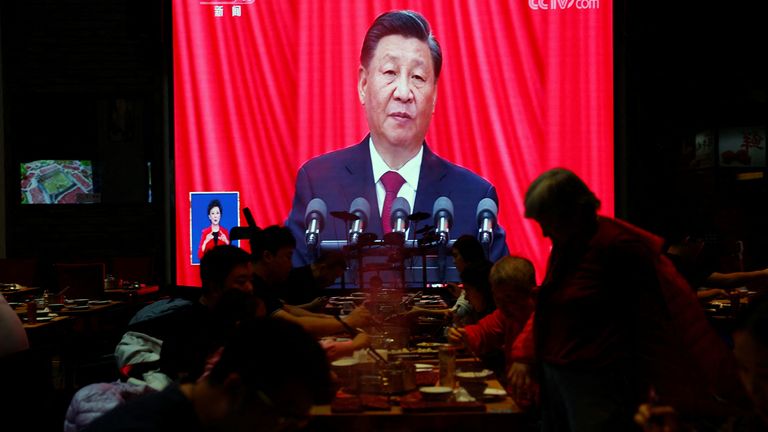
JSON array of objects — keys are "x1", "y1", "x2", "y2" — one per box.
[{"x1": 380, "y1": 171, "x2": 406, "y2": 233}]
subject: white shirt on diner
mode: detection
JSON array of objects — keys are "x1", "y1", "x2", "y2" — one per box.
[{"x1": 369, "y1": 138, "x2": 423, "y2": 220}]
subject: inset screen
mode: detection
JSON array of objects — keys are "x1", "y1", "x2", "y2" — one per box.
[{"x1": 20, "y1": 160, "x2": 96, "y2": 204}]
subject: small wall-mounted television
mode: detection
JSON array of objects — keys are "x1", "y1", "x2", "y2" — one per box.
[{"x1": 20, "y1": 160, "x2": 98, "y2": 204}]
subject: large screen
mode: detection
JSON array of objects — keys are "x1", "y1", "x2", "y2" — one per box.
[{"x1": 173, "y1": 0, "x2": 614, "y2": 287}]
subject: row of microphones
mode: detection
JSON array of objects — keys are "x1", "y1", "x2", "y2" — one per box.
[{"x1": 302, "y1": 196, "x2": 498, "y2": 248}]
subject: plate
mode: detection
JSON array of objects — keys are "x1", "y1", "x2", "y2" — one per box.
[
  {"x1": 419, "y1": 386, "x2": 452, "y2": 394},
  {"x1": 456, "y1": 369, "x2": 494, "y2": 379},
  {"x1": 331, "y1": 358, "x2": 359, "y2": 367},
  {"x1": 416, "y1": 342, "x2": 444, "y2": 348},
  {"x1": 483, "y1": 388, "x2": 507, "y2": 397},
  {"x1": 7, "y1": 302, "x2": 23, "y2": 308},
  {"x1": 88, "y1": 300, "x2": 111, "y2": 305},
  {"x1": 68, "y1": 305, "x2": 90, "y2": 310},
  {"x1": 414, "y1": 363, "x2": 434, "y2": 370},
  {"x1": 28, "y1": 316, "x2": 53, "y2": 323}
]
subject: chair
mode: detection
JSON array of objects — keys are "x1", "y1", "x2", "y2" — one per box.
[
  {"x1": 110, "y1": 256, "x2": 155, "y2": 284},
  {"x1": 0, "y1": 258, "x2": 40, "y2": 287},
  {"x1": 53, "y1": 262, "x2": 106, "y2": 299}
]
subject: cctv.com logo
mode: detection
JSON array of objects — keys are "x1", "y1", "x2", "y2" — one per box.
[{"x1": 529, "y1": 0, "x2": 600, "y2": 10}]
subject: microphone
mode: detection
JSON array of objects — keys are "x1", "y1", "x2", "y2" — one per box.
[
  {"x1": 476, "y1": 198, "x2": 498, "y2": 247},
  {"x1": 433, "y1": 196, "x2": 454, "y2": 245},
  {"x1": 243, "y1": 207, "x2": 258, "y2": 228},
  {"x1": 348, "y1": 197, "x2": 370, "y2": 245},
  {"x1": 304, "y1": 198, "x2": 327, "y2": 249},
  {"x1": 390, "y1": 197, "x2": 411, "y2": 233}
]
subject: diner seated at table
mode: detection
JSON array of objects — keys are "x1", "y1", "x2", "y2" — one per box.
[
  {"x1": 447, "y1": 256, "x2": 535, "y2": 404},
  {"x1": 279, "y1": 250, "x2": 347, "y2": 311},
  {"x1": 445, "y1": 261, "x2": 505, "y2": 377},
  {"x1": 635, "y1": 291, "x2": 768, "y2": 431},
  {"x1": 252, "y1": 225, "x2": 374, "y2": 337},
  {"x1": 666, "y1": 233, "x2": 768, "y2": 301},
  {"x1": 403, "y1": 235, "x2": 490, "y2": 325},
  {"x1": 65, "y1": 246, "x2": 263, "y2": 431},
  {"x1": 83, "y1": 318, "x2": 333, "y2": 432},
  {"x1": 126, "y1": 244, "x2": 261, "y2": 382}
]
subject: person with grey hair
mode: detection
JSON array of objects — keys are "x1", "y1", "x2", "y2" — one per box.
[
  {"x1": 524, "y1": 168, "x2": 749, "y2": 431},
  {"x1": 285, "y1": 10, "x2": 509, "y2": 266}
]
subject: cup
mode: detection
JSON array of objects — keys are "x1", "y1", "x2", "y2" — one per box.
[{"x1": 331, "y1": 357, "x2": 359, "y2": 392}]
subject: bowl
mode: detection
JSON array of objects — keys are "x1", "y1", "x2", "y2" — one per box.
[
  {"x1": 419, "y1": 386, "x2": 453, "y2": 402},
  {"x1": 71, "y1": 298, "x2": 90, "y2": 306},
  {"x1": 459, "y1": 380, "x2": 488, "y2": 399},
  {"x1": 455, "y1": 369, "x2": 493, "y2": 382},
  {"x1": 455, "y1": 369, "x2": 492, "y2": 400}
]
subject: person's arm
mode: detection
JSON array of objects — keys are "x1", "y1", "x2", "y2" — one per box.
[
  {"x1": 703, "y1": 268, "x2": 768, "y2": 289},
  {"x1": 463, "y1": 309, "x2": 506, "y2": 354},
  {"x1": 321, "y1": 332, "x2": 371, "y2": 361},
  {"x1": 272, "y1": 305, "x2": 372, "y2": 337},
  {"x1": 295, "y1": 296, "x2": 328, "y2": 312},
  {"x1": 198, "y1": 228, "x2": 212, "y2": 259},
  {"x1": 695, "y1": 288, "x2": 728, "y2": 300},
  {"x1": 507, "y1": 314, "x2": 536, "y2": 403},
  {"x1": 282, "y1": 303, "x2": 334, "y2": 319}
]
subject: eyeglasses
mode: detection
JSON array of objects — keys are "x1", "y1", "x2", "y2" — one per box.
[{"x1": 256, "y1": 390, "x2": 311, "y2": 430}]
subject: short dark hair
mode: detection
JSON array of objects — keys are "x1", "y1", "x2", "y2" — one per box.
[
  {"x1": 200, "y1": 245, "x2": 252, "y2": 295},
  {"x1": 360, "y1": 10, "x2": 443, "y2": 80},
  {"x1": 207, "y1": 199, "x2": 223, "y2": 215},
  {"x1": 452, "y1": 235, "x2": 486, "y2": 265},
  {"x1": 252, "y1": 225, "x2": 296, "y2": 261},
  {"x1": 524, "y1": 168, "x2": 601, "y2": 220},
  {"x1": 208, "y1": 318, "x2": 332, "y2": 404}
]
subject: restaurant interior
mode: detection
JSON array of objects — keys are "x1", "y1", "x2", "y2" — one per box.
[{"x1": 1, "y1": 1, "x2": 766, "y2": 431}]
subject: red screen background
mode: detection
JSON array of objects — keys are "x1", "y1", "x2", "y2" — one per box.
[{"x1": 173, "y1": 0, "x2": 614, "y2": 286}]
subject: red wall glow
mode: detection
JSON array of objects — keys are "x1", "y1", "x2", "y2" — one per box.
[{"x1": 173, "y1": 0, "x2": 614, "y2": 286}]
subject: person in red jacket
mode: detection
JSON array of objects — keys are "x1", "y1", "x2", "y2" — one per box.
[
  {"x1": 524, "y1": 168, "x2": 748, "y2": 432},
  {"x1": 198, "y1": 199, "x2": 230, "y2": 260},
  {"x1": 447, "y1": 255, "x2": 535, "y2": 405}
]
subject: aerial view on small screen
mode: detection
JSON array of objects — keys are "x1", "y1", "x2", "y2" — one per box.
[{"x1": 20, "y1": 160, "x2": 94, "y2": 204}]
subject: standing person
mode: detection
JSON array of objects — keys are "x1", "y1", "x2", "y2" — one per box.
[
  {"x1": 198, "y1": 199, "x2": 230, "y2": 260},
  {"x1": 285, "y1": 10, "x2": 508, "y2": 266},
  {"x1": 524, "y1": 168, "x2": 748, "y2": 432}
]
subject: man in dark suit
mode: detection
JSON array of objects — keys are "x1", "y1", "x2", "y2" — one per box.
[{"x1": 285, "y1": 10, "x2": 508, "y2": 267}]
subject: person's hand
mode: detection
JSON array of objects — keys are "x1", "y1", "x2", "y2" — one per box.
[
  {"x1": 634, "y1": 403, "x2": 679, "y2": 432},
  {"x1": 350, "y1": 331, "x2": 371, "y2": 350},
  {"x1": 343, "y1": 306, "x2": 372, "y2": 329},
  {"x1": 506, "y1": 362, "x2": 537, "y2": 405},
  {"x1": 446, "y1": 326, "x2": 466, "y2": 345},
  {"x1": 305, "y1": 296, "x2": 328, "y2": 311},
  {"x1": 696, "y1": 288, "x2": 728, "y2": 300}
]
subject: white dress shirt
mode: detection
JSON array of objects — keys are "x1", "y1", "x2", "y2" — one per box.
[{"x1": 368, "y1": 138, "x2": 423, "y2": 220}]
